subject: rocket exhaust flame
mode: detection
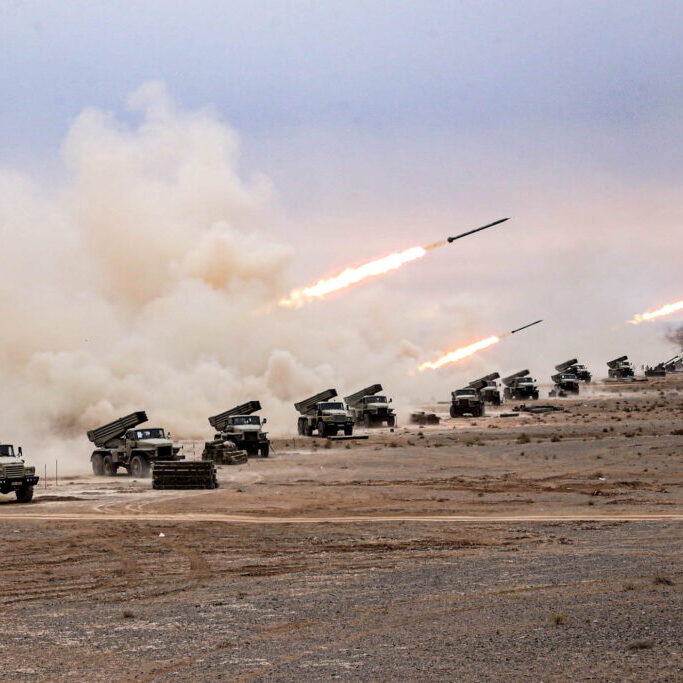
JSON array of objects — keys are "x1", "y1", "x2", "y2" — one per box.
[
  {"x1": 279, "y1": 218, "x2": 509, "y2": 308},
  {"x1": 417, "y1": 319, "x2": 542, "y2": 371},
  {"x1": 279, "y1": 246, "x2": 427, "y2": 308},
  {"x1": 629, "y1": 299, "x2": 683, "y2": 325},
  {"x1": 418, "y1": 336, "x2": 501, "y2": 371}
]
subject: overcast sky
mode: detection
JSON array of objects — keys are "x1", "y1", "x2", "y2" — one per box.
[{"x1": 2, "y1": 1, "x2": 681, "y2": 370}]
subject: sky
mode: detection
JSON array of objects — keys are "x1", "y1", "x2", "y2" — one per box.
[{"x1": 0, "y1": 1, "x2": 682, "y2": 463}]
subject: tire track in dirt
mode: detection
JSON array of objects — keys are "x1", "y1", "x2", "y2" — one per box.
[{"x1": 1, "y1": 512, "x2": 682, "y2": 524}]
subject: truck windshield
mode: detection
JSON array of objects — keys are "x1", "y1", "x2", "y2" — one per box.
[
  {"x1": 456, "y1": 390, "x2": 476, "y2": 396},
  {"x1": 320, "y1": 402, "x2": 344, "y2": 411},
  {"x1": 0, "y1": 445, "x2": 14, "y2": 456},
  {"x1": 366, "y1": 396, "x2": 387, "y2": 403},
  {"x1": 232, "y1": 416, "x2": 260, "y2": 425},
  {"x1": 133, "y1": 429, "x2": 166, "y2": 439}
]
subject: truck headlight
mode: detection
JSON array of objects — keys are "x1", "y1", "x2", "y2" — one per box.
[{"x1": 24, "y1": 466, "x2": 35, "y2": 475}]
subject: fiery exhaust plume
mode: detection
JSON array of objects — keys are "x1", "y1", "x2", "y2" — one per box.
[
  {"x1": 279, "y1": 246, "x2": 427, "y2": 308},
  {"x1": 629, "y1": 299, "x2": 683, "y2": 325},
  {"x1": 279, "y1": 218, "x2": 509, "y2": 307},
  {"x1": 418, "y1": 335, "x2": 500, "y2": 371}
]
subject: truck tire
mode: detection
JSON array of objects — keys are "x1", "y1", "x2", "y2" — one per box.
[
  {"x1": 91, "y1": 453, "x2": 105, "y2": 476},
  {"x1": 130, "y1": 455, "x2": 150, "y2": 478},
  {"x1": 15, "y1": 485, "x2": 34, "y2": 503},
  {"x1": 317, "y1": 421, "x2": 327, "y2": 438},
  {"x1": 387, "y1": 416, "x2": 395, "y2": 428},
  {"x1": 103, "y1": 455, "x2": 117, "y2": 476},
  {"x1": 297, "y1": 418, "x2": 305, "y2": 436},
  {"x1": 364, "y1": 414, "x2": 372, "y2": 428},
  {"x1": 450, "y1": 405, "x2": 458, "y2": 418},
  {"x1": 344, "y1": 425, "x2": 353, "y2": 436},
  {"x1": 260, "y1": 445, "x2": 269, "y2": 458}
]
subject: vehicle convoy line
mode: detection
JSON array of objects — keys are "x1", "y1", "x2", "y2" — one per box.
[{"x1": 0, "y1": 512, "x2": 681, "y2": 524}]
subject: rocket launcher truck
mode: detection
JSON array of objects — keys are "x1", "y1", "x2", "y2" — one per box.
[
  {"x1": 607, "y1": 355, "x2": 635, "y2": 379},
  {"x1": 468, "y1": 373, "x2": 502, "y2": 405},
  {"x1": 549, "y1": 372, "x2": 580, "y2": 397},
  {"x1": 502, "y1": 370, "x2": 539, "y2": 401},
  {"x1": 87, "y1": 411, "x2": 183, "y2": 478},
  {"x1": 295, "y1": 389, "x2": 354, "y2": 438},
  {"x1": 206, "y1": 401, "x2": 269, "y2": 459},
  {"x1": 555, "y1": 359, "x2": 592, "y2": 383},
  {"x1": 344, "y1": 384, "x2": 396, "y2": 428}
]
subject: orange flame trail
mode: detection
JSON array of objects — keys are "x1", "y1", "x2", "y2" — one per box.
[
  {"x1": 418, "y1": 335, "x2": 501, "y2": 371},
  {"x1": 279, "y1": 245, "x2": 428, "y2": 308},
  {"x1": 629, "y1": 298, "x2": 683, "y2": 325}
]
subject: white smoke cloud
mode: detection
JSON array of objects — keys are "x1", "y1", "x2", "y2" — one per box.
[{"x1": 2, "y1": 83, "x2": 488, "y2": 474}]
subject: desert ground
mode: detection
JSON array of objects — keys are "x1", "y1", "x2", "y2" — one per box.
[{"x1": 1, "y1": 377, "x2": 682, "y2": 681}]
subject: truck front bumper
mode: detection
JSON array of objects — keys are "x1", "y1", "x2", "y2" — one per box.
[{"x1": 0, "y1": 475, "x2": 39, "y2": 493}]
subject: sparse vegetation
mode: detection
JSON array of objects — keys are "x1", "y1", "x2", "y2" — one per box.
[
  {"x1": 516, "y1": 433, "x2": 531, "y2": 444},
  {"x1": 551, "y1": 614, "x2": 567, "y2": 626},
  {"x1": 653, "y1": 576, "x2": 674, "y2": 585}
]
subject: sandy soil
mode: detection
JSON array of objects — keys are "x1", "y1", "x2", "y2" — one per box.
[{"x1": 1, "y1": 376, "x2": 681, "y2": 680}]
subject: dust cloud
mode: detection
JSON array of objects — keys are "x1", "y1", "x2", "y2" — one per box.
[{"x1": 0, "y1": 83, "x2": 457, "y2": 473}]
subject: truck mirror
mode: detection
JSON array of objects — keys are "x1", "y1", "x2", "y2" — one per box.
[
  {"x1": 18, "y1": 446, "x2": 22, "y2": 456},
  {"x1": 262, "y1": 418, "x2": 267, "y2": 424},
  {"x1": 389, "y1": 398, "x2": 393, "y2": 403}
]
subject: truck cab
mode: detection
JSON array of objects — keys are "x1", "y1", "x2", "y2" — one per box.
[
  {"x1": 550, "y1": 373, "x2": 580, "y2": 397},
  {"x1": 355, "y1": 395, "x2": 395, "y2": 427},
  {"x1": 218, "y1": 415, "x2": 269, "y2": 457},
  {"x1": 479, "y1": 381, "x2": 501, "y2": 405},
  {"x1": 450, "y1": 388, "x2": 485, "y2": 418},
  {"x1": 0, "y1": 444, "x2": 39, "y2": 503},
  {"x1": 571, "y1": 364, "x2": 592, "y2": 382}
]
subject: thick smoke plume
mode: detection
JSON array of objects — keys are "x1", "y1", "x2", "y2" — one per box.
[{"x1": 1, "y1": 83, "x2": 483, "y2": 473}]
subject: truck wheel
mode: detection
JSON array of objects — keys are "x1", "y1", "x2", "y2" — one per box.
[
  {"x1": 15, "y1": 485, "x2": 34, "y2": 503},
  {"x1": 91, "y1": 453, "x2": 105, "y2": 476},
  {"x1": 297, "y1": 418, "x2": 305, "y2": 436},
  {"x1": 387, "y1": 416, "x2": 395, "y2": 428},
  {"x1": 260, "y1": 445, "x2": 269, "y2": 458},
  {"x1": 130, "y1": 455, "x2": 150, "y2": 478},
  {"x1": 103, "y1": 455, "x2": 117, "y2": 476},
  {"x1": 344, "y1": 425, "x2": 353, "y2": 436},
  {"x1": 317, "y1": 421, "x2": 327, "y2": 438},
  {"x1": 364, "y1": 414, "x2": 372, "y2": 428},
  {"x1": 450, "y1": 405, "x2": 457, "y2": 418}
]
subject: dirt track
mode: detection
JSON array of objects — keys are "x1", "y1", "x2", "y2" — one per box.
[{"x1": 1, "y1": 377, "x2": 682, "y2": 680}]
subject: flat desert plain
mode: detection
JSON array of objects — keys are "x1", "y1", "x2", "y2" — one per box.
[{"x1": 1, "y1": 377, "x2": 682, "y2": 681}]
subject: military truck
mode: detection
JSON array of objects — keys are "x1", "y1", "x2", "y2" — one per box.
[
  {"x1": 607, "y1": 356, "x2": 634, "y2": 379},
  {"x1": 468, "y1": 373, "x2": 502, "y2": 405},
  {"x1": 344, "y1": 384, "x2": 396, "y2": 428},
  {"x1": 0, "y1": 444, "x2": 39, "y2": 503},
  {"x1": 207, "y1": 401, "x2": 270, "y2": 458},
  {"x1": 555, "y1": 358, "x2": 592, "y2": 383},
  {"x1": 450, "y1": 388, "x2": 485, "y2": 417},
  {"x1": 646, "y1": 354, "x2": 682, "y2": 376},
  {"x1": 549, "y1": 372, "x2": 580, "y2": 397},
  {"x1": 295, "y1": 389, "x2": 354, "y2": 437},
  {"x1": 88, "y1": 411, "x2": 183, "y2": 478},
  {"x1": 502, "y1": 370, "x2": 539, "y2": 400}
]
